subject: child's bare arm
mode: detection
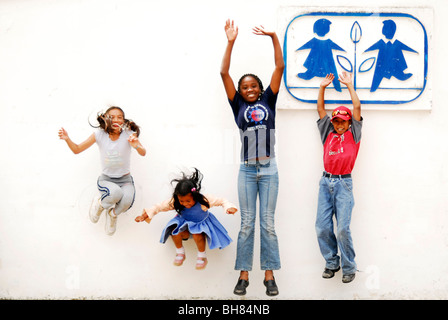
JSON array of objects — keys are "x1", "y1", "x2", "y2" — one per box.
[
  {"x1": 59, "y1": 128, "x2": 95, "y2": 154},
  {"x1": 220, "y1": 19, "x2": 238, "y2": 101},
  {"x1": 128, "y1": 134, "x2": 146, "y2": 156},
  {"x1": 339, "y1": 72, "x2": 361, "y2": 121},
  {"x1": 252, "y1": 25, "x2": 285, "y2": 94},
  {"x1": 317, "y1": 74, "x2": 334, "y2": 119}
]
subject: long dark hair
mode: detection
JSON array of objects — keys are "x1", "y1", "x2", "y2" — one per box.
[
  {"x1": 171, "y1": 168, "x2": 210, "y2": 214},
  {"x1": 92, "y1": 106, "x2": 141, "y2": 137}
]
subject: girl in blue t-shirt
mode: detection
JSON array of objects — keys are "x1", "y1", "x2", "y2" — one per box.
[
  {"x1": 58, "y1": 106, "x2": 146, "y2": 236},
  {"x1": 220, "y1": 19, "x2": 284, "y2": 296}
]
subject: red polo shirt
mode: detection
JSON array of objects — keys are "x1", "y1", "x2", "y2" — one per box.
[{"x1": 318, "y1": 115, "x2": 363, "y2": 175}]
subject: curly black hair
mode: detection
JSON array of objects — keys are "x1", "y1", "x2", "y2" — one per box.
[{"x1": 171, "y1": 168, "x2": 210, "y2": 214}]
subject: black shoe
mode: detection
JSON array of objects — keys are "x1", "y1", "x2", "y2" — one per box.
[
  {"x1": 322, "y1": 267, "x2": 340, "y2": 279},
  {"x1": 263, "y1": 278, "x2": 279, "y2": 296},
  {"x1": 342, "y1": 273, "x2": 356, "y2": 283},
  {"x1": 233, "y1": 279, "x2": 249, "y2": 296}
]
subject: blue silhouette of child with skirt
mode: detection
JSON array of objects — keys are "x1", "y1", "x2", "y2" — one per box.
[{"x1": 297, "y1": 19, "x2": 345, "y2": 92}]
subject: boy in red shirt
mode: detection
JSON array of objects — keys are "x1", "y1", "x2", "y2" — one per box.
[{"x1": 315, "y1": 72, "x2": 362, "y2": 283}]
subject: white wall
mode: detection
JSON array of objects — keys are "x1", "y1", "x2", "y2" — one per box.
[{"x1": 0, "y1": 0, "x2": 447, "y2": 300}]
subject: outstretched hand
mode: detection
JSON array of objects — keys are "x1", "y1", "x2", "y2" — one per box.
[
  {"x1": 320, "y1": 72, "x2": 354, "y2": 88},
  {"x1": 252, "y1": 25, "x2": 275, "y2": 37},
  {"x1": 127, "y1": 133, "x2": 140, "y2": 148},
  {"x1": 224, "y1": 19, "x2": 238, "y2": 42},
  {"x1": 58, "y1": 127, "x2": 69, "y2": 140},
  {"x1": 338, "y1": 71, "x2": 354, "y2": 87},
  {"x1": 320, "y1": 74, "x2": 335, "y2": 88},
  {"x1": 135, "y1": 209, "x2": 150, "y2": 223}
]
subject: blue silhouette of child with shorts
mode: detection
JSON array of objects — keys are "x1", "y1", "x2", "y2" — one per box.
[{"x1": 364, "y1": 20, "x2": 417, "y2": 92}]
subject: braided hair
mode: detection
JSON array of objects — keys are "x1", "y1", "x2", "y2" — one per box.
[
  {"x1": 237, "y1": 73, "x2": 264, "y2": 95},
  {"x1": 171, "y1": 168, "x2": 210, "y2": 214}
]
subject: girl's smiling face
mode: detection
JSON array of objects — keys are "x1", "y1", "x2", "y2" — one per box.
[
  {"x1": 331, "y1": 118, "x2": 351, "y2": 135},
  {"x1": 177, "y1": 193, "x2": 195, "y2": 209},
  {"x1": 239, "y1": 76, "x2": 261, "y2": 103},
  {"x1": 107, "y1": 108, "x2": 125, "y2": 132}
]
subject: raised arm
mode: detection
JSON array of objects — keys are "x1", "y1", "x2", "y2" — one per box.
[
  {"x1": 252, "y1": 25, "x2": 285, "y2": 94},
  {"x1": 338, "y1": 72, "x2": 361, "y2": 121},
  {"x1": 220, "y1": 19, "x2": 238, "y2": 101},
  {"x1": 59, "y1": 127, "x2": 95, "y2": 154},
  {"x1": 317, "y1": 74, "x2": 334, "y2": 119}
]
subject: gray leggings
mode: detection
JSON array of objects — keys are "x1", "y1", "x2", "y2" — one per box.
[{"x1": 97, "y1": 174, "x2": 135, "y2": 215}]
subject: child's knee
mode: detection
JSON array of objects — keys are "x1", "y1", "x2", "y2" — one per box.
[
  {"x1": 100, "y1": 184, "x2": 123, "y2": 204},
  {"x1": 180, "y1": 230, "x2": 190, "y2": 239},
  {"x1": 192, "y1": 233, "x2": 205, "y2": 241},
  {"x1": 120, "y1": 194, "x2": 134, "y2": 209},
  {"x1": 240, "y1": 211, "x2": 256, "y2": 229},
  {"x1": 316, "y1": 225, "x2": 332, "y2": 238},
  {"x1": 336, "y1": 227, "x2": 351, "y2": 241}
]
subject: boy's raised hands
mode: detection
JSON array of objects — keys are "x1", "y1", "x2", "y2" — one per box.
[
  {"x1": 320, "y1": 73, "x2": 335, "y2": 88},
  {"x1": 320, "y1": 72, "x2": 354, "y2": 88},
  {"x1": 338, "y1": 71, "x2": 354, "y2": 87}
]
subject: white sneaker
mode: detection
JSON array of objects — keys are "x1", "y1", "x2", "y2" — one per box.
[
  {"x1": 89, "y1": 196, "x2": 104, "y2": 223},
  {"x1": 105, "y1": 208, "x2": 117, "y2": 236}
]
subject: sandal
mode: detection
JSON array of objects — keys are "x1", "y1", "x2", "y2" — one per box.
[
  {"x1": 173, "y1": 253, "x2": 186, "y2": 266},
  {"x1": 195, "y1": 257, "x2": 208, "y2": 270}
]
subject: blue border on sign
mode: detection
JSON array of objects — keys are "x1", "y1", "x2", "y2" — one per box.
[{"x1": 283, "y1": 12, "x2": 428, "y2": 105}]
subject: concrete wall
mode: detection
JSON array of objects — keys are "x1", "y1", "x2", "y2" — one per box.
[{"x1": 0, "y1": 0, "x2": 447, "y2": 299}]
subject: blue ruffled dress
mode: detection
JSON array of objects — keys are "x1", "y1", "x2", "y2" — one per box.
[{"x1": 160, "y1": 202, "x2": 232, "y2": 250}]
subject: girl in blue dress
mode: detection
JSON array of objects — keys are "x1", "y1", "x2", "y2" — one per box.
[{"x1": 135, "y1": 168, "x2": 237, "y2": 270}]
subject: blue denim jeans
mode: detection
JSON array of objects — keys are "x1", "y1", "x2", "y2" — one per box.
[
  {"x1": 235, "y1": 158, "x2": 281, "y2": 271},
  {"x1": 315, "y1": 175, "x2": 356, "y2": 275}
]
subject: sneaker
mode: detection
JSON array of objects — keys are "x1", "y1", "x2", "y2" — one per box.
[
  {"x1": 233, "y1": 279, "x2": 249, "y2": 296},
  {"x1": 342, "y1": 273, "x2": 356, "y2": 283},
  {"x1": 89, "y1": 196, "x2": 104, "y2": 223},
  {"x1": 105, "y1": 208, "x2": 117, "y2": 236},
  {"x1": 322, "y1": 267, "x2": 340, "y2": 279},
  {"x1": 263, "y1": 278, "x2": 279, "y2": 296}
]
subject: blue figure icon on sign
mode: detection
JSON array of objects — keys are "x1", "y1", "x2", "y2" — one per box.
[
  {"x1": 364, "y1": 20, "x2": 418, "y2": 92},
  {"x1": 296, "y1": 19, "x2": 346, "y2": 91}
]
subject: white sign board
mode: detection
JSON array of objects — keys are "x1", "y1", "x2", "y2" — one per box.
[{"x1": 277, "y1": 7, "x2": 433, "y2": 110}]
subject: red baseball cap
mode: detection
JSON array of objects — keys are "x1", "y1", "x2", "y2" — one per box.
[{"x1": 331, "y1": 106, "x2": 352, "y2": 121}]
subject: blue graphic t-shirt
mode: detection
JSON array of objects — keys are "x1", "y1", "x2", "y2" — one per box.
[{"x1": 228, "y1": 86, "x2": 277, "y2": 162}]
